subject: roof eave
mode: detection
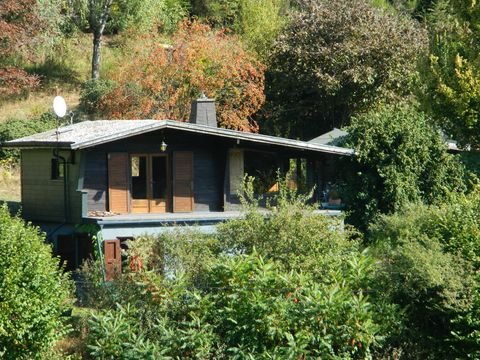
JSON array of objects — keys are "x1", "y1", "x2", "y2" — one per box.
[{"x1": 4, "y1": 141, "x2": 73, "y2": 149}]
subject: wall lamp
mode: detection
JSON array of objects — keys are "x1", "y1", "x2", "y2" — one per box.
[{"x1": 160, "y1": 140, "x2": 168, "y2": 152}]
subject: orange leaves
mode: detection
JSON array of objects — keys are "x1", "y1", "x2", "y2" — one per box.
[
  {"x1": 0, "y1": 0, "x2": 44, "y2": 98},
  {"x1": 0, "y1": 67, "x2": 39, "y2": 97},
  {"x1": 99, "y1": 20, "x2": 265, "y2": 132}
]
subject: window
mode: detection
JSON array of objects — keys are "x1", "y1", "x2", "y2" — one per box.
[
  {"x1": 51, "y1": 158, "x2": 64, "y2": 180},
  {"x1": 131, "y1": 155, "x2": 147, "y2": 199}
]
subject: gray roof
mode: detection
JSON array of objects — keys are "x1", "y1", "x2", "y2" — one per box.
[
  {"x1": 5, "y1": 120, "x2": 354, "y2": 156},
  {"x1": 308, "y1": 128, "x2": 348, "y2": 146}
]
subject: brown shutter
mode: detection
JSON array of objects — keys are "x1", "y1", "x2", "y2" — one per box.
[
  {"x1": 108, "y1": 153, "x2": 129, "y2": 214},
  {"x1": 173, "y1": 151, "x2": 194, "y2": 212},
  {"x1": 229, "y1": 149, "x2": 244, "y2": 195},
  {"x1": 104, "y1": 239, "x2": 121, "y2": 281}
]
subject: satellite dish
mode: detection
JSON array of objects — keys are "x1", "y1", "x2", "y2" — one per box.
[{"x1": 53, "y1": 96, "x2": 67, "y2": 118}]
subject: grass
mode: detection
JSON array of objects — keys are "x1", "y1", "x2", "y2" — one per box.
[
  {"x1": 53, "y1": 306, "x2": 93, "y2": 359},
  {"x1": 0, "y1": 165, "x2": 20, "y2": 203},
  {"x1": 0, "y1": 91, "x2": 81, "y2": 123},
  {"x1": 0, "y1": 33, "x2": 124, "y2": 123}
]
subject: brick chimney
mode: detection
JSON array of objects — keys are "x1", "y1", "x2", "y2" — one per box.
[{"x1": 189, "y1": 93, "x2": 217, "y2": 127}]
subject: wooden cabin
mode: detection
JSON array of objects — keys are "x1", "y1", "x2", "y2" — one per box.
[{"x1": 6, "y1": 97, "x2": 353, "y2": 272}]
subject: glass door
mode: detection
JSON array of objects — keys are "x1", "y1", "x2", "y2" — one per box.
[
  {"x1": 130, "y1": 154, "x2": 168, "y2": 213},
  {"x1": 150, "y1": 155, "x2": 168, "y2": 213}
]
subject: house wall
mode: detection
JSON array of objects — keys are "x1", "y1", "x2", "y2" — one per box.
[
  {"x1": 81, "y1": 129, "x2": 228, "y2": 214},
  {"x1": 21, "y1": 149, "x2": 82, "y2": 223}
]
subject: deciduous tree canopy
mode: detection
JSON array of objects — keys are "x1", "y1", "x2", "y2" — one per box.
[
  {"x1": 0, "y1": 0, "x2": 42, "y2": 96},
  {"x1": 261, "y1": 0, "x2": 427, "y2": 139},
  {"x1": 420, "y1": 0, "x2": 480, "y2": 148},
  {"x1": 97, "y1": 21, "x2": 265, "y2": 131}
]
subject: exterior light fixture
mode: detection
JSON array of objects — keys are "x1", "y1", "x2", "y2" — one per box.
[{"x1": 160, "y1": 140, "x2": 168, "y2": 152}]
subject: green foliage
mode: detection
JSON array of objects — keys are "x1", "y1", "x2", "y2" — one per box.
[
  {"x1": 86, "y1": 253, "x2": 384, "y2": 358},
  {"x1": 68, "y1": 0, "x2": 189, "y2": 35},
  {"x1": 0, "y1": 112, "x2": 57, "y2": 163},
  {"x1": 203, "y1": 252, "x2": 380, "y2": 358},
  {"x1": 217, "y1": 180, "x2": 360, "y2": 280},
  {"x1": 128, "y1": 229, "x2": 219, "y2": 280},
  {"x1": 369, "y1": 201, "x2": 480, "y2": 357},
  {"x1": 191, "y1": 0, "x2": 288, "y2": 57},
  {"x1": 87, "y1": 304, "x2": 166, "y2": 358},
  {"x1": 82, "y1": 189, "x2": 401, "y2": 358},
  {"x1": 419, "y1": 0, "x2": 480, "y2": 147},
  {"x1": 262, "y1": 0, "x2": 427, "y2": 139},
  {"x1": 79, "y1": 78, "x2": 117, "y2": 115},
  {"x1": 105, "y1": 0, "x2": 189, "y2": 34},
  {"x1": 0, "y1": 205, "x2": 73, "y2": 359},
  {"x1": 343, "y1": 103, "x2": 465, "y2": 230}
]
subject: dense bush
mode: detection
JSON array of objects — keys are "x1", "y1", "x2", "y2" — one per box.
[
  {"x1": 83, "y1": 188, "x2": 400, "y2": 358},
  {"x1": 0, "y1": 205, "x2": 73, "y2": 359},
  {"x1": 419, "y1": 0, "x2": 480, "y2": 148},
  {"x1": 369, "y1": 191, "x2": 480, "y2": 357},
  {"x1": 342, "y1": 103, "x2": 465, "y2": 230},
  {"x1": 190, "y1": 0, "x2": 288, "y2": 57},
  {"x1": 79, "y1": 78, "x2": 117, "y2": 116},
  {"x1": 0, "y1": 113, "x2": 57, "y2": 164}
]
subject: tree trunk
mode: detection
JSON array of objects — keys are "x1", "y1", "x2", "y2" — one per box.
[{"x1": 91, "y1": 31, "x2": 102, "y2": 80}]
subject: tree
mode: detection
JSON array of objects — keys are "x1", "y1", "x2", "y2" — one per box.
[
  {"x1": 419, "y1": 0, "x2": 480, "y2": 147},
  {"x1": 96, "y1": 21, "x2": 265, "y2": 131},
  {"x1": 0, "y1": 205, "x2": 73, "y2": 358},
  {"x1": 342, "y1": 103, "x2": 465, "y2": 230},
  {"x1": 261, "y1": 0, "x2": 427, "y2": 139},
  {"x1": 80, "y1": 0, "x2": 113, "y2": 80},
  {"x1": 190, "y1": 0, "x2": 288, "y2": 58},
  {"x1": 0, "y1": 0, "x2": 42, "y2": 97}
]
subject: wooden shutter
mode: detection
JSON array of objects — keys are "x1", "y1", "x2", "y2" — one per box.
[
  {"x1": 104, "y1": 239, "x2": 121, "y2": 281},
  {"x1": 229, "y1": 149, "x2": 244, "y2": 195},
  {"x1": 173, "y1": 151, "x2": 194, "y2": 212},
  {"x1": 108, "y1": 153, "x2": 129, "y2": 214}
]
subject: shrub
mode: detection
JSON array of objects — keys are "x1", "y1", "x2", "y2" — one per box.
[
  {"x1": 83, "y1": 185, "x2": 401, "y2": 358},
  {"x1": 342, "y1": 103, "x2": 465, "y2": 230},
  {"x1": 0, "y1": 112, "x2": 57, "y2": 163},
  {"x1": 0, "y1": 205, "x2": 73, "y2": 359},
  {"x1": 369, "y1": 199, "x2": 480, "y2": 357},
  {"x1": 217, "y1": 181, "x2": 360, "y2": 280},
  {"x1": 79, "y1": 78, "x2": 117, "y2": 116}
]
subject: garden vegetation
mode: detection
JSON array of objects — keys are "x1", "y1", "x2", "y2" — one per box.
[{"x1": 1, "y1": 0, "x2": 480, "y2": 358}]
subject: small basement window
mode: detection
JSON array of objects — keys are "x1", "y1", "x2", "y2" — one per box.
[{"x1": 51, "y1": 158, "x2": 64, "y2": 180}]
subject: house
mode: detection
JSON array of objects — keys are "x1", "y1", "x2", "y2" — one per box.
[{"x1": 5, "y1": 97, "x2": 353, "y2": 274}]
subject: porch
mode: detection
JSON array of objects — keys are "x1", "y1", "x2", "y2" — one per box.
[{"x1": 83, "y1": 209, "x2": 343, "y2": 239}]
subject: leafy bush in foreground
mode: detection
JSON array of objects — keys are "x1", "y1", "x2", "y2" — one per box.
[
  {"x1": 0, "y1": 205, "x2": 73, "y2": 359},
  {"x1": 370, "y1": 191, "x2": 480, "y2": 358},
  {"x1": 84, "y1": 188, "x2": 399, "y2": 358}
]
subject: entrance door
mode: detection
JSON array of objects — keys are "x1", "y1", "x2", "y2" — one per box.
[{"x1": 130, "y1": 154, "x2": 168, "y2": 213}]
